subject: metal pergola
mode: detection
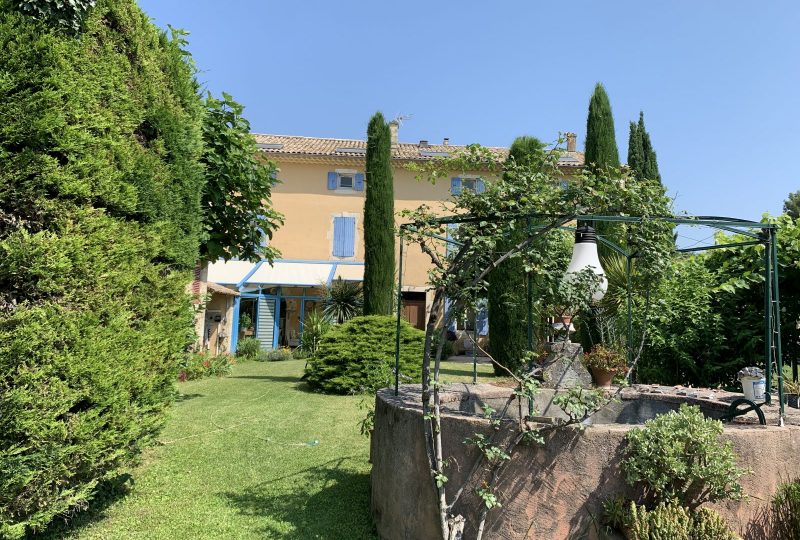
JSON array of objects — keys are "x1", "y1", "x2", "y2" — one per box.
[{"x1": 393, "y1": 213, "x2": 787, "y2": 418}]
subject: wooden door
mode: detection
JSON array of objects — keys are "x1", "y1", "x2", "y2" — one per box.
[{"x1": 402, "y1": 300, "x2": 426, "y2": 330}]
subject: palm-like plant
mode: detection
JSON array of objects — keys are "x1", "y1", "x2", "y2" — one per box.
[{"x1": 320, "y1": 278, "x2": 363, "y2": 324}]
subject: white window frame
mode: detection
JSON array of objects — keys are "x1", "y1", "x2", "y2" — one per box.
[
  {"x1": 461, "y1": 175, "x2": 484, "y2": 193},
  {"x1": 335, "y1": 169, "x2": 357, "y2": 192}
]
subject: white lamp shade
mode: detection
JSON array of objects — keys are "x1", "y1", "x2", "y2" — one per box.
[{"x1": 565, "y1": 228, "x2": 607, "y2": 302}]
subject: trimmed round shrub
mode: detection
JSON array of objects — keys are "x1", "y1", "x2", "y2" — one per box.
[
  {"x1": 304, "y1": 315, "x2": 424, "y2": 394},
  {"x1": 0, "y1": 0, "x2": 204, "y2": 536}
]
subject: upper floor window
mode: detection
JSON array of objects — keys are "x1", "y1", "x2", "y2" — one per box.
[
  {"x1": 450, "y1": 176, "x2": 485, "y2": 195},
  {"x1": 327, "y1": 171, "x2": 364, "y2": 192}
]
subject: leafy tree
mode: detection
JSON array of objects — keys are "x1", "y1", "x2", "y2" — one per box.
[
  {"x1": 363, "y1": 112, "x2": 395, "y2": 315},
  {"x1": 14, "y1": 0, "x2": 95, "y2": 32},
  {"x1": 0, "y1": 0, "x2": 205, "y2": 535},
  {"x1": 584, "y1": 83, "x2": 620, "y2": 172},
  {"x1": 784, "y1": 190, "x2": 800, "y2": 220},
  {"x1": 487, "y1": 136, "x2": 546, "y2": 374},
  {"x1": 200, "y1": 93, "x2": 283, "y2": 262}
]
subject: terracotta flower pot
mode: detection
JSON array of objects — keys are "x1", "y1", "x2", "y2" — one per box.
[{"x1": 591, "y1": 366, "x2": 615, "y2": 388}]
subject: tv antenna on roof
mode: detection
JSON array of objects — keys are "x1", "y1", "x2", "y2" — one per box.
[{"x1": 391, "y1": 114, "x2": 413, "y2": 126}]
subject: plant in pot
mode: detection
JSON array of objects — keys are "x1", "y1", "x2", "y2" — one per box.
[
  {"x1": 583, "y1": 344, "x2": 627, "y2": 388},
  {"x1": 239, "y1": 313, "x2": 254, "y2": 337},
  {"x1": 785, "y1": 379, "x2": 800, "y2": 409}
]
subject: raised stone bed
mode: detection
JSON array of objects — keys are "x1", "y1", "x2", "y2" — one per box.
[{"x1": 370, "y1": 383, "x2": 800, "y2": 539}]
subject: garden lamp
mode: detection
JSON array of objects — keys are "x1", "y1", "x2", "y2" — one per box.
[{"x1": 565, "y1": 225, "x2": 607, "y2": 302}]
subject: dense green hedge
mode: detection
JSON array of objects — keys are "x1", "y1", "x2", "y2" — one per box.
[
  {"x1": 0, "y1": 0, "x2": 204, "y2": 536},
  {"x1": 305, "y1": 316, "x2": 425, "y2": 394}
]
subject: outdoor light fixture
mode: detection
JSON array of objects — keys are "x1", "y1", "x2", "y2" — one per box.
[{"x1": 565, "y1": 225, "x2": 607, "y2": 302}]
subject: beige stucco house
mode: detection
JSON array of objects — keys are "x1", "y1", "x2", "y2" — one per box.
[{"x1": 196, "y1": 125, "x2": 584, "y2": 354}]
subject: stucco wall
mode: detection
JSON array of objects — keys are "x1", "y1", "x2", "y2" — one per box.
[{"x1": 371, "y1": 387, "x2": 800, "y2": 540}]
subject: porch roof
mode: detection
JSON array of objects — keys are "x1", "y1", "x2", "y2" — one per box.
[{"x1": 206, "y1": 259, "x2": 365, "y2": 288}]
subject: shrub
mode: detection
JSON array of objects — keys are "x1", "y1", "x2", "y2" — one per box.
[
  {"x1": 264, "y1": 347, "x2": 293, "y2": 362},
  {"x1": 236, "y1": 337, "x2": 261, "y2": 359},
  {"x1": 622, "y1": 404, "x2": 746, "y2": 509},
  {"x1": 304, "y1": 315, "x2": 425, "y2": 394},
  {"x1": 613, "y1": 499, "x2": 739, "y2": 540},
  {"x1": 770, "y1": 477, "x2": 800, "y2": 539},
  {"x1": 178, "y1": 353, "x2": 234, "y2": 381},
  {"x1": 297, "y1": 309, "x2": 331, "y2": 356},
  {"x1": 583, "y1": 344, "x2": 627, "y2": 373},
  {"x1": 0, "y1": 0, "x2": 204, "y2": 536}
]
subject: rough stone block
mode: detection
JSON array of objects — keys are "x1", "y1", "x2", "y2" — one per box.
[{"x1": 535, "y1": 341, "x2": 591, "y2": 389}]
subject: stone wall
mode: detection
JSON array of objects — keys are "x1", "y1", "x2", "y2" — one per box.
[{"x1": 370, "y1": 386, "x2": 800, "y2": 540}]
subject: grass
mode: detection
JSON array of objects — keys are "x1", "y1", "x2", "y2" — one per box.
[{"x1": 47, "y1": 358, "x2": 504, "y2": 539}]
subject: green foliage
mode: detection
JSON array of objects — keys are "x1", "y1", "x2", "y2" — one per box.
[
  {"x1": 298, "y1": 309, "x2": 331, "y2": 355},
  {"x1": 200, "y1": 93, "x2": 283, "y2": 262},
  {"x1": 304, "y1": 315, "x2": 424, "y2": 394},
  {"x1": 320, "y1": 278, "x2": 363, "y2": 324},
  {"x1": 178, "y1": 352, "x2": 234, "y2": 381},
  {"x1": 783, "y1": 190, "x2": 799, "y2": 220},
  {"x1": 487, "y1": 136, "x2": 545, "y2": 374},
  {"x1": 238, "y1": 312, "x2": 253, "y2": 330},
  {"x1": 0, "y1": 0, "x2": 205, "y2": 534},
  {"x1": 262, "y1": 347, "x2": 293, "y2": 362},
  {"x1": 236, "y1": 336, "x2": 261, "y2": 359},
  {"x1": 15, "y1": 0, "x2": 95, "y2": 32},
  {"x1": 584, "y1": 82, "x2": 620, "y2": 172},
  {"x1": 363, "y1": 112, "x2": 395, "y2": 316},
  {"x1": 628, "y1": 111, "x2": 661, "y2": 183},
  {"x1": 622, "y1": 405, "x2": 746, "y2": 508},
  {"x1": 615, "y1": 500, "x2": 739, "y2": 540},
  {"x1": 770, "y1": 477, "x2": 800, "y2": 539},
  {"x1": 583, "y1": 344, "x2": 627, "y2": 372}
]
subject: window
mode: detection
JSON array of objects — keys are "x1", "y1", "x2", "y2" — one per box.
[
  {"x1": 338, "y1": 174, "x2": 354, "y2": 189},
  {"x1": 327, "y1": 171, "x2": 364, "y2": 192},
  {"x1": 450, "y1": 176, "x2": 485, "y2": 195},
  {"x1": 332, "y1": 216, "x2": 356, "y2": 257}
]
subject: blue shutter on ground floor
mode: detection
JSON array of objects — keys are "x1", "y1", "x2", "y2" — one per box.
[
  {"x1": 476, "y1": 301, "x2": 489, "y2": 336},
  {"x1": 333, "y1": 216, "x2": 356, "y2": 257},
  {"x1": 256, "y1": 297, "x2": 276, "y2": 350}
]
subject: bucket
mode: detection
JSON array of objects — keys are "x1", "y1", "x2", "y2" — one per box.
[{"x1": 740, "y1": 376, "x2": 766, "y2": 402}]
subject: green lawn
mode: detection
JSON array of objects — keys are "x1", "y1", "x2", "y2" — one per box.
[{"x1": 51, "y1": 359, "x2": 501, "y2": 539}]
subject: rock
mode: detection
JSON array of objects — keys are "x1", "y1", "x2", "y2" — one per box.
[{"x1": 534, "y1": 342, "x2": 592, "y2": 389}]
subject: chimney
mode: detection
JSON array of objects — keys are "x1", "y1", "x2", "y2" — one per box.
[
  {"x1": 419, "y1": 139, "x2": 429, "y2": 147},
  {"x1": 389, "y1": 121, "x2": 399, "y2": 146},
  {"x1": 443, "y1": 137, "x2": 449, "y2": 146},
  {"x1": 565, "y1": 132, "x2": 577, "y2": 152}
]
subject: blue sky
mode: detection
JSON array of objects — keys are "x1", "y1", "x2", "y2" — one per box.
[{"x1": 139, "y1": 0, "x2": 798, "y2": 221}]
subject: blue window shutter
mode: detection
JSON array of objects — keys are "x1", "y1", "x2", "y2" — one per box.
[
  {"x1": 445, "y1": 223, "x2": 458, "y2": 256},
  {"x1": 477, "y1": 303, "x2": 489, "y2": 336},
  {"x1": 476, "y1": 178, "x2": 486, "y2": 193},
  {"x1": 450, "y1": 177, "x2": 462, "y2": 195},
  {"x1": 354, "y1": 173, "x2": 365, "y2": 191},
  {"x1": 327, "y1": 172, "x2": 337, "y2": 190},
  {"x1": 333, "y1": 217, "x2": 356, "y2": 257},
  {"x1": 444, "y1": 298, "x2": 457, "y2": 332}
]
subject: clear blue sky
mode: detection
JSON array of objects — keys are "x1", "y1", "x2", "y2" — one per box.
[{"x1": 139, "y1": 0, "x2": 798, "y2": 221}]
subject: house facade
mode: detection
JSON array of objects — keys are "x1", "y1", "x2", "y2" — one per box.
[{"x1": 197, "y1": 125, "x2": 584, "y2": 354}]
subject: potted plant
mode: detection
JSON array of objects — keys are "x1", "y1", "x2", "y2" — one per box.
[
  {"x1": 239, "y1": 313, "x2": 254, "y2": 337},
  {"x1": 583, "y1": 344, "x2": 627, "y2": 388},
  {"x1": 785, "y1": 379, "x2": 800, "y2": 409}
]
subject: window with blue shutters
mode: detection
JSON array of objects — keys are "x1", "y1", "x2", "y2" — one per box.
[
  {"x1": 328, "y1": 171, "x2": 365, "y2": 192},
  {"x1": 332, "y1": 216, "x2": 356, "y2": 257},
  {"x1": 451, "y1": 176, "x2": 485, "y2": 195}
]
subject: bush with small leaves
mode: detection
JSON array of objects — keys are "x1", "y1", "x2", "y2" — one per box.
[
  {"x1": 623, "y1": 404, "x2": 746, "y2": 508},
  {"x1": 619, "y1": 500, "x2": 739, "y2": 540}
]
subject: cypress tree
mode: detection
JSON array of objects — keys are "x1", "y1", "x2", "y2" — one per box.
[
  {"x1": 584, "y1": 83, "x2": 620, "y2": 172},
  {"x1": 363, "y1": 112, "x2": 395, "y2": 315},
  {"x1": 487, "y1": 136, "x2": 546, "y2": 374},
  {"x1": 627, "y1": 120, "x2": 645, "y2": 176},
  {"x1": 638, "y1": 112, "x2": 661, "y2": 183}
]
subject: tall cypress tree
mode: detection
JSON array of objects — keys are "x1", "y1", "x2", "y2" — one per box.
[
  {"x1": 627, "y1": 120, "x2": 645, "y2": 176},
  {"x1": 584, "y1": 83, "x2": 620, "y2": 172},
  {"x1": 487, "y1": 136, "x2": 546, "y2": 374},
  {"x1": 638, "y1": 112, "x2": 661, "y2": 183},
  {"x1": 363, "y1": 112, "x2": 395, "y2": 315}
]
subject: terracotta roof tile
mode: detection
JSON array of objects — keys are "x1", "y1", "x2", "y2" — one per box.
[{"x1": 252, "y1": 133, "x2": 584, "y2": 167}]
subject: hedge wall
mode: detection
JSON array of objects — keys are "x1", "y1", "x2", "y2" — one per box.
[{"x1": 0, "y1": 1, "x2": 204, "y2": 536}]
